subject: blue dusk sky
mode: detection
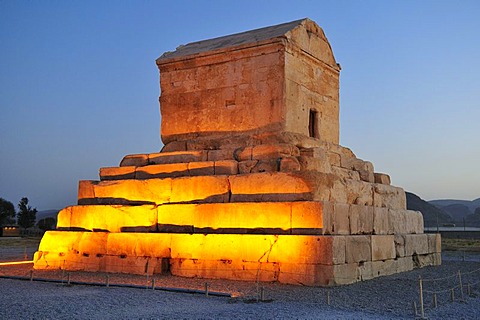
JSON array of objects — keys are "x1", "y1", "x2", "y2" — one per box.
[{"x1": 1, "y1": 1, "x2": 479, "y2": 211}]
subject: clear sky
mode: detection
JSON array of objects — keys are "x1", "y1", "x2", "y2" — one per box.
[{"x1": 1, "y1": 0, "x2": 479, "y2": 211}]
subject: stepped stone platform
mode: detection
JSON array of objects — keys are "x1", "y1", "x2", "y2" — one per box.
[{"x1": 34, "y1": 18, "x2": 440, "y2": 286}]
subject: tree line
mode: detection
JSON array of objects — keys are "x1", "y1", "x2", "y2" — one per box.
[{"x1": 0, "y1": 197, "x2": 37, "y2": 229}]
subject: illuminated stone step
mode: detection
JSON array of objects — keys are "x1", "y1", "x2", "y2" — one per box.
[
  {"x1": 33, "y1": 231, "x2": 441, "y2": 286},
  {"x1": 119, "y1": 144, "x2": 300, "y2": 168},
  {"x1": 80, "y1": 172, "x2": 313, "y2": 205},
  {"x1": 56, "y1": 201, "x2": 324, "y2": 234},
  {"x1": 57, "y1": 200, "x2": 424, "y2": 236},
  {"x1": 100, "y1": 160, "x2": 238, "y2": 181},
  {"x1": 85, "y1": 170, "x2": 407, "y2": 210}
]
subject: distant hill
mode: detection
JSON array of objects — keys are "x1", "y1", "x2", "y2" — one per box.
[
  {"x1": 441, "y1": 204, "x2": 472, "y2": 223},
  {"x1": 429, "y1": 198, "x2": 480, "y2": 213},
  {"x1": 405, "y1": 192, "x2": 453, "y2": 227},
  {"x1": 36, "y1": 210, "x2": 59, "y2": 221},
  {"x1": 429, "y1": 198, "x2": 480, "y2": 224}
]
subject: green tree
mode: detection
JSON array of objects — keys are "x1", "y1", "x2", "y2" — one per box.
[
  {"x1": 0, "y1": 198, "x2": 16, "y2": 226},
  {"x1": 17, "y1": 197, "x2": 37, "y2": 229}
]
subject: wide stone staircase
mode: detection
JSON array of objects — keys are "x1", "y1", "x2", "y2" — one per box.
[{"x1": 34, "y1": 143, "x2": 441, "y2": 285}]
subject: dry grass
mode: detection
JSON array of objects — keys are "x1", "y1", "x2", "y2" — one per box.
[
  {"x1": 0, "y1": 237, "x2": 41, "y2": 249},
  {"x1": 442, "y1": 238, "x2": 480, "y2": 251}
]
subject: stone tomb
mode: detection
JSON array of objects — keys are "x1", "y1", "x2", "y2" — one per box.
[{"x1": 34, "y1": 19, "x2": 440, "y2": 286}]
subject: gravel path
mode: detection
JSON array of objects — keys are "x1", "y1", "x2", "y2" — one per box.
[{"x1": 1, "y1": 252, "x2": 480, "y2": 319}]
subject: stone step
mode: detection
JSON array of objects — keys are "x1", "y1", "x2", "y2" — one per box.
[
  {"x1": 56, "y1": 201, "x2": 325, "y2": 234},
  {"x1": 34, "y1": 231, "x2": 441, "y2": 286},
  {"x1": 86, "y1": 170, "x2": 406, "y2": 209},
  {"x1": 100, "y1": 160, "x2": 238, "y2": 181},
  {"x1": 119, "y1": 144, "x2": 301, "y2": 168},
  {"x1": 80, "y1": 172, "x2": 314, "y2": 206}
]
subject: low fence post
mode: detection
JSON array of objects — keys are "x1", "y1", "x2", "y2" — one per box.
[
  {"x1": 419, "y1": 276, "x2": 425, "y2": 319},
  {"x1": 458, "y1": 271, "x2": 464, "y2": 301}
]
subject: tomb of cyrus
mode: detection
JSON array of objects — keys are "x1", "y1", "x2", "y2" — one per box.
[{"x1": 34, "y1": 18, "x2": 440, "y2": 286}]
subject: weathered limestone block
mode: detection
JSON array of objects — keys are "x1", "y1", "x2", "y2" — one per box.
[
  {"x1": 169, "y1": 234, "x2": 340, "y2": 266},
  {"x1": 357, "y1": 261, "x2": 374, "y2": 281},
  {"x1": 404, "y1": 234, "x2": 429, "y2": 256},
  {"x1": 427, "y1": 233, "x2": 442, "y2": 253},
  {"x1": 36, "y1": 230, "x2": 83, "y2": 257},
  {"x1": 320, "y1": 201, "x2": 334, "y2": 234},
  {"x1": 389, "y1": 209, "x2": 407, "y2": 234},
  {"x1": 405, "y1": 210, "x2": 424, "y2": 234},
  {"x1": 229, "y1": 172, "x2": 311, "y2": 202},
  {"x1": 78, "y1": 180, "x2": 95, "y2": 200},
  {"x1": 238, "y1": 160, "x2": 258, "y2": 173},
  {"x1": 349, "y1": 205, "x2": 374, "y2": 235},
  {"x1": 157, "y1": 202, "x2": 323, "y2": 234},
  {"x1": 103, "y1": 256, "x2": 153, "y2": 275},
  {"x1": 251, "y1": 144, "x2": 300, "y2": 160},
  {"x1": 278, "y1": 263, "x2": 333, "y2": 286},
  {"x1": 207, "y1": 149, "x2": 235, "y2": 161},
  {"x1": 120, "y1": 154, "x2": 148, "y2": 167},
  {"x1": 326, "y1": 144, "x2": 356, "y2": 165},
  {"x1": 234, "y1": 147, "x2": 253, "y2": 161},
  {"x1": 299, "y1": 147, "x2": 326, "y2": 159},
  {"x1": 297, "y1": 156, "x2": 331, "y2": 173},
  {"x1": 329, "y1": 178, "x2": 348, "y2": 204},
  {"x1": 396, "y1": 256, "x2": 414, "y2": 273},
  {"x1": 332, "y1": 167, "x2": 360, "y2": 181},
  {"x1": 188, "y1": 161, "x2": 215, "y2": 176},
  {"x1": 251, "y1": 159, "x2": 278, "y2": 173},
  {"x1": 371, "y1": 259, "x2": 397, "y2": 277},
  {"x1": 149, "y1": 150, "x2": 208, "y2": 165},
  {"x1": 161, "y1": 140, "x2": 187, "y2": 152},
  {"x1": 374, "y1": 173, "x2": 391, "y2": 185},
  {"x1": 373, "y1": 184, "x2": 406, "y2": 209},
  {"x1": 327, "y1": 151, "x2": 341, "y2": 167},
  {"x1": 394, "y1": 235, "x2": 406, "y2": 258},
  {"x1": 291, "y1": 201, "x2": 325, "y2": 235},
  {"x1": 332, "y1": 203, "x2": 350, "y2": 235},
  {"x1": 373, "y1": 207, "x2": 393, "y2": 235},
  {"x1": 107, "y1": 233, "x2": 171, "y2": 258},
  {"x1": 345, "y1": 235, "x2": 371, "y2": 263},
  {"x1": 414, "y1": 253, "x2": 442, "y2": 268},
  {"x1": 57, "y1": 205, "x2": 158, "y2": 233},
  {"x1": 78, "y1": 232, "x2": 109, "y2": 256},
  {"x1": 170, "y1": 259, "x2": 279, "y2": 282},
  {"x1": 345, "y1": 179, "x2": 374, "y2": 206},
  {"x1": 371, "y1": 235, "x2": 395, "y2": 261},
  {"x1": 332, "y1": 263, "x2": 359, "y2": 285},
  {"x1": 78, "y1": 179, "x2": 171, "y2": 205},
  {"x1": 214, "y1": 160, "x2": 238, "y2": 175},
  {"x1": 279, "y1": 157, "x2": 301, "y2": 172},
  {"x1": 99, "y1": 166, "x2": 136, "y2": 180},
  {"x1": 352, "y1": 160, "x2": 374, "y2": 183},
  {"x1": 170, "y1": 176, "x2": 230, "y2": 203},
  {"x1": 135, "y1": 163, "x2": 189, "y2": 179}
]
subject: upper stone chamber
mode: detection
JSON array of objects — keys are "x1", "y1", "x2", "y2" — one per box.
[{"x1": 157, "y1": 19, "x2": 340, "y2": 149}]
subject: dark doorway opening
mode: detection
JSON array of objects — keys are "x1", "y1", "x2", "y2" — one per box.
[{"x1": 309, "y1": 109, "x2": 318, "y2": 138}]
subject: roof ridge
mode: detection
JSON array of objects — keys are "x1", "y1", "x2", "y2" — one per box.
[{"x1": 157, "y1": 18, "x2": 309, "y2": 62}]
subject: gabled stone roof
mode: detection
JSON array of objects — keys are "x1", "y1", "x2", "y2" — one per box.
[{"x1": 157, "y1": 18, "x2": 307, "y2": 62}]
